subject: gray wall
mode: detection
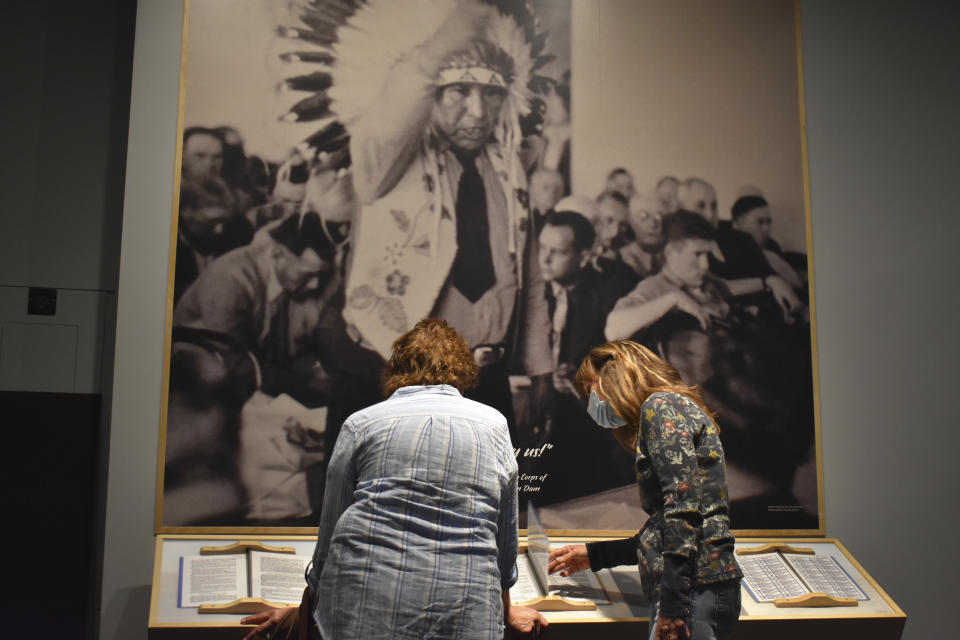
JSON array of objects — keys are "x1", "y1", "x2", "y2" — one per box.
[
  {"x1": 0, "y1": 1, "x2": 134, "y2": 637},
  {"x1": 100, "y1": 1, "x2": 958, "y2": 638},
  {"x1": 99, "y1": 1, "x2": 182, "y2": 637},
  {"x1": 801, "y1": 0, "x2": 960, "y2": 636},
  {"x1": 0, "y1": 0, "x2": 129, "y2": 291},
  {"x1": 0, "y1": 0, "x2": 132, "y2": 395}
]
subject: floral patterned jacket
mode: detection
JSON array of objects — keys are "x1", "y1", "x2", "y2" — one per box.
[{"x1": 587, "y1": 391, "x2": 742, "y2": 618}]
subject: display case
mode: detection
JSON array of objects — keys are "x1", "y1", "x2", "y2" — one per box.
[
  {"x1": 733, "y1": 538, "x2": 904, "y2": 640},
  {"x1": 150, "y1": 535, "x2": 904, "y2": 640}
]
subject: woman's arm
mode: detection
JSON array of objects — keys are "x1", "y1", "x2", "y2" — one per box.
[
  {"x1": 496, "y1": 432, "x2": 520, "y2": 591},
  {"x1": 496, "y1": 430, "x2": 547, "y2": 635},
  {"x1": 642, "y1": 393, "x2": 705, "y2": 620},
  {"x1": 308, "y1": 419, "x2": 361, "y2": 584},
  {"x1": 587, "y1": 535, "x2": 640, "y2": 570},
  {"x1": 547, "y1": 535, "x2": 639, "y2": 577}
]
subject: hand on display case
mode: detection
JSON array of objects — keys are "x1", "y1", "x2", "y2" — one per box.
[
  {"x1": 547, "y1": 544, "x2": 590, "y2": 577},
  {"x1": 241, "y1": 606, "x2": 296, "y2": 640}
]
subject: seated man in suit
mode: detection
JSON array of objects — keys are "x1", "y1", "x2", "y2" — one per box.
[
  {"x1": 730, "y1": 194, "x2": 806, "y2": 289},
  {"x1": 620, "y1": 192, "x2": 666, "y2": 278},
  {"x1": 539, "y1": 210, "x2": 611, "y2": 387},
  {"x1": 591, "y1": 189, "x2": 636, "y2": 265},
  {"x1": 710, "y1": 195, "x2": 805, "y2": 326},
  {"x1": 536, "y1": 209, "x2": 635, "y2": 502}
]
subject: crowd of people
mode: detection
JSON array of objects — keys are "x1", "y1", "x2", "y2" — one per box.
[
  {"x1": 525, "y1": 167, "x2": 815, "y2": 528},
  {"x1": 165, "y1": 126, "x2": 382, "y2": 526},
  {"x1": 164, "y1": 2, "x2": 815, "y2": 532},
  {"x1": 165, "y1": 122, "x2": 814, "y2": 531}
]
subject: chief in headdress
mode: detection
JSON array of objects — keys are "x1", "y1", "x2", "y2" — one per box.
[{"x1": 277, "y1": 0, "x2": 557, "y2": 435}]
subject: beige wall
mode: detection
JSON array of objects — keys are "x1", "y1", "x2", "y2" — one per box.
[{"x1": 572, "y1": 0, "x2": 806, "y2": 252}]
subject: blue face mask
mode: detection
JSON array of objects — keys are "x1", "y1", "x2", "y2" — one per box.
[{"x1": 587, "y1": 390, "x2": 627, "y2": 429}]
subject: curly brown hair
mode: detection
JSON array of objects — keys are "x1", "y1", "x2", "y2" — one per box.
[
  {"x1": 381, "y1": 318, "x2": 479, "y2": 397},
  {"x1": 575, "y1": 340, "x2": 716, "y2": 453}
]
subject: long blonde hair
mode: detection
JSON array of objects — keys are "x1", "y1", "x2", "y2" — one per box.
[{"x1": 575, "y1": 340, "x2": 716, "y2": 452}]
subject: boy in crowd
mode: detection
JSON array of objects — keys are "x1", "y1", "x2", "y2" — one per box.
[{"x1": 605, "y1": 210, "x2": 730, "y2": 344}]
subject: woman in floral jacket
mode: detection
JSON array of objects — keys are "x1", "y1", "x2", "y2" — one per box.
[{"x1": 548, "y1": 340, "x2": 742, "y2": 640}]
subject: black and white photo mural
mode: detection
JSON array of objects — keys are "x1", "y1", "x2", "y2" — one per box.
[{"x1": 160, "y1": 0, "x2": 820, "y2": 535}]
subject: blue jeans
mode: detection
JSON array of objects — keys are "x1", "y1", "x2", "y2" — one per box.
[{"x1": 648, "y1": 580, "x2": 741, "y2": 640}]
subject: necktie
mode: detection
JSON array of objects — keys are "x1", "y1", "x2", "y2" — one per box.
[{"x1": 451, "y1": 149, "x2": 496, "y2": 303}]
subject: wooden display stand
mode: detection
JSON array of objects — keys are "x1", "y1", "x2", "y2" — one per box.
[
  {"x1": 150, "y1": 534, "x2": 317, "y2": 640},
  {"x1": 150, "y1": 535, "x2": 904, "y2": 640},
  {"x1": 733, "y1": 538, "x2": 905, "y2": 640},
  {"x1": 736, "y1": 542, "x2": 856, "y2": 609},
  {"x1": 187, "y1": 540, "x2": 301, "y2": 615},
  {"x1": 512, "y1": 593, "x2": 598, "y2": 612}
]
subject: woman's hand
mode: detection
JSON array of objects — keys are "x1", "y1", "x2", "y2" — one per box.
[
  {"x1": 547, "y1": 544, "x2": 590, "y2": 577},
  {"x1": 655, "y1": 615, "x2": 690, "y2": 640},
  {"x1": 240, "y1": 606, "x2": 295, "y2": 640},
  {"x1": 507, "y1": 605, "x2": 549, "y2": 636}
]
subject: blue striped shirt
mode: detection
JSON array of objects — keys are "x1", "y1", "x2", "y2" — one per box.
[{"x1": 307, "y1": 385, "x2": 519, "y2": 639}]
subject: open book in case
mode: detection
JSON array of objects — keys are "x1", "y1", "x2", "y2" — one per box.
[{"x1": 177, "y1": 541, "x2": 311, "y2": 613}]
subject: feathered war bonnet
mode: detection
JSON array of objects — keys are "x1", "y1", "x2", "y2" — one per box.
[{"x1": 274, "y1": 0, "x2": 555, "y2": 163}]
